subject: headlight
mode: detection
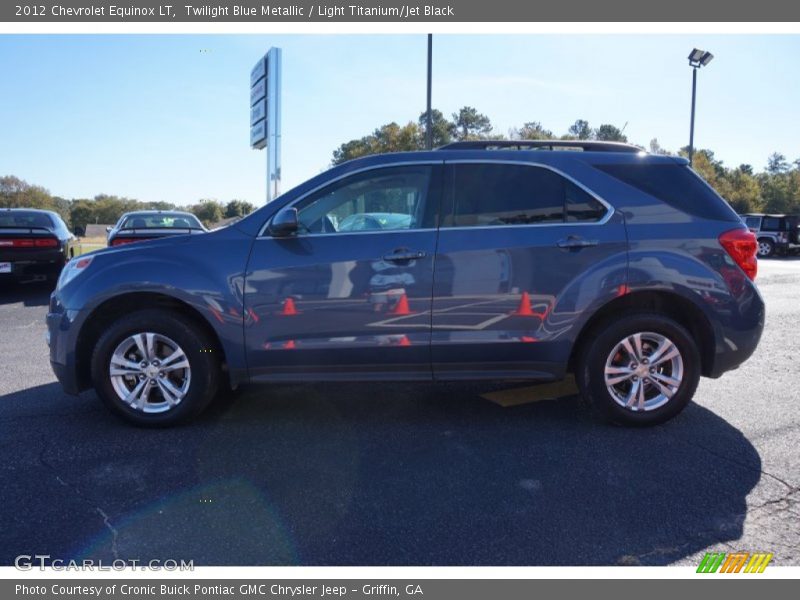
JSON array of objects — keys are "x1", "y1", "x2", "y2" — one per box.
[{"x1": 57, "y1": 255, "x2": 94, "y2": 289}]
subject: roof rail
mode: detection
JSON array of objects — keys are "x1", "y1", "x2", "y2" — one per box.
[{"x1": 437, "y1": 140, "x2": 645, "y2": 154}]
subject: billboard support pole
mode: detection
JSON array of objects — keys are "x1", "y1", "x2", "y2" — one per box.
[{"x1": 266, "y1": 48, "x2": 281, "y2": 203}]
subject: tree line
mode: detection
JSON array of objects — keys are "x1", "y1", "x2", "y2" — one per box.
[
  {"x1": 3, "y1": 108, "x2": 798, "y2": 230},
  {"x1": 0, "y1": 175, "x2": 256, "y2": 234},
  {"x1": 332, "y1": 107, "x2": 800, "y2": 215}
]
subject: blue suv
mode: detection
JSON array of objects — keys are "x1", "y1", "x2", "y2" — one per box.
[{"x1": 47, "y1": 140, "x2": 764, "y2": 427}]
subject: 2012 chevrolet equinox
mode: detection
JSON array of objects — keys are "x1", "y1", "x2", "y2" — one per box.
[{"x1": 47, "y1": 141, "x2": 764, "y2": 427}]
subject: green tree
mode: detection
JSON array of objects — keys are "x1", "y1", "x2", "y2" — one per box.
[
  {"x1": 146, "y1": 201, "x2": 178, "y2": 211},
  {"x1": 691, "y1": 150, "x2": 730, "y2": 197},
  {"x1": 594, "y1": 124, "x2": 628, "y2": 142},
  {"x1": 452, "y1": 106, "x2": 492, "y2": 140},
  {"x1": 567, "y1": 119, "x2": 592, "y2": 140},
  {"x1": 0, "y1": 175, "x2": 28, "y2": 196},
  {"x1": 190, "y1": 199, "x2": 224, "y2": 226},
  {"x1": 726, "y1": 165, "x2": 762, "y2": 213},
  {"x1": 69, "y1": 200, "x2": 97, "y2": 232},
  {"x1": 332, "y1": 121, "x2": 422, "y2": 165},
  {"x1": 332, "y1": 137, "x2": 374, "y2": 165},
  {"x1": 649, "y1": 138, "x2": 671, "y2": 155},
  {"x1": 766, "y1": 152, "x2": 789, "y2": 174},
  {"x1": 89, "y1": 194, "x2": 138, "y2": 225},
  {"x1": 0, "y1": 175, "x2": 53, "y2": 210},
  {"x1": 326, "y1": 114, "x2": 800, "y2": 217},
  {"x1": 225, "y1": 199, "x2": 256, "y2": 218},
  {"x1": 418, "y1": 109, "x2": 455, "y2": 148},
  {"x1": 513, "y1": 121, "x2": 554, "y2": 140},
  {"x1": 372, "y1": 121, "x2": 421, "y2": 153}
]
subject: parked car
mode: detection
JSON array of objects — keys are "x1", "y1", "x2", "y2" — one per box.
[
  {"x1": 740, "y1": 213, "x2": 800, "y2": 257},
  {"x1": 106, "y1": 210, "x2": 206, "y2": 247},
  {"x1": 47, "y1": 140, "x2": 764, "y2": 427},
  {"x1": 0, "y1": 208, "x2": 77, "y2": 281}
]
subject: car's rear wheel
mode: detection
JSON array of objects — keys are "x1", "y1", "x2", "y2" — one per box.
[
  {"x1": 757, "y1": 238, "x2": 775, "y2": 258},
  {"x1": 90, "y1": 309, "x2": 220, "y2": 426},
  {"x1": 576, "y1": 312, "x2": 700, "y2": 426}
]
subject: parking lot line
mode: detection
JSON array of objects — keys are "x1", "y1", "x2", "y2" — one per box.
[{"x1": 481, "y1": 376, "x2": 579, "y2": 407}]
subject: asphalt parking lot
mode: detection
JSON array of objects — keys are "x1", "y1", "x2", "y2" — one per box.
[{"x1": 1, "y1": 260, "x2": 798, "y2": 567}]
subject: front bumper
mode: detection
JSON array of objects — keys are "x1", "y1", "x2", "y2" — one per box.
[
  {"x1": 46, "y1": 299, "x2": 85, "y2": 395},
  {"x1": 49, "y1": 359, "x2": 81, "y2": 395}
]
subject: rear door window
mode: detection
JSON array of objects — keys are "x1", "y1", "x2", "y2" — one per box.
[{"x1": 444, "y1": 163, "x2": 607, "y2": 227}]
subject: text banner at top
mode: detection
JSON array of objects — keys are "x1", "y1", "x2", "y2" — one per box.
[{"x1": 4, "y1": 0, "x2": 800, "y2": 22}]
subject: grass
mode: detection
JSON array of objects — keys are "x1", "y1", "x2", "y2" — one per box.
[{"x1": 74, "y1": 236, "x2": 107, "y2": 257}]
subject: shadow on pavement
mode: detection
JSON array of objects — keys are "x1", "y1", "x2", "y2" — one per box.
[
  {"x1": 0, "y1": 380, "x2": 761, "y2": 566},
  {"x1": 0, "y1": 279, "x2": 53, "y2": 307}
]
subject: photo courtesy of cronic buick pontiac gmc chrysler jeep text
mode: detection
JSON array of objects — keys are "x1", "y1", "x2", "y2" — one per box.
[{"x1": 46, "y1": 141, "x2": 764, "y2": 427}]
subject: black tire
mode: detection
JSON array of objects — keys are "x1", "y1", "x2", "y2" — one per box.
[
  {"x1": 757, "y1": 238, "x2": 775, "y2": 258},
  {"x1": 90, "y1": 309, "x2": 220, "y2": 427},
  {"x1": 576, "y1": 312, "x2": 701, "y2": 427}
]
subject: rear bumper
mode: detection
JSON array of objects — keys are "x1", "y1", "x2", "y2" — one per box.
[
  {"x1": 705, "y1": 285, "x2": 765, "y2": 378},
  {"x1": 0, "y1": 249, "x2": 66, "y2": 277}
]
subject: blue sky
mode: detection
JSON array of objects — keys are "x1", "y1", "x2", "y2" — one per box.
[{"x1": 1, "y1": 34, "x2": 798, "y2": 206}]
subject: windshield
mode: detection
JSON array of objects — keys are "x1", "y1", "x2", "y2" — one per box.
[
  {"x1": 120, "y1": 213, "x2": 204, "y2": 230},
  {"x1": 0, "y1": 211, "x2": 54, "y2": 229}
]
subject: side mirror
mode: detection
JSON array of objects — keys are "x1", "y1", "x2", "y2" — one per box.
[
  {"x1": 105, "y1": 226, "x2": 112, "y2": 233},
  {"x1": 268, "y1": 207, "x2": 299, "y2": 237}
]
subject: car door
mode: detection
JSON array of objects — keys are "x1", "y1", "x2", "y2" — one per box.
[
  {"x1": 244, "y1": 163, "x2": 442, "y2": 381},
  {"x1": 431, "y1": 160, "x2": 628, "y2": 380}
]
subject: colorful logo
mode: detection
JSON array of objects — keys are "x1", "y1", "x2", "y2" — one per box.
[{"x1": 697, "y1": 552, "x2": 773, "y2": 573}]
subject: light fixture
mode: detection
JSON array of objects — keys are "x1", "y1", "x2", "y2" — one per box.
[
  {"x1": 686, "y1": 48, "x2": 714, "y2": 167},
  {"x1": 688, "y1": 48, "x2": 714, "y2": 68}
]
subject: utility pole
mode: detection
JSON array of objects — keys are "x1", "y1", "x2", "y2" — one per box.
[{"x1": 426, "y1": 34, "x2": 433, "y2": 150}]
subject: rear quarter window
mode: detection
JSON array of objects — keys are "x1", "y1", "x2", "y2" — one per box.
[{"x1": 596, "y1": 163, "x2": 739, "y2": 222}]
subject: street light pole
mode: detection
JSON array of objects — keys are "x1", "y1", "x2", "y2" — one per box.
[
  {"x1": 689, "y1": 65, "x2": 697, "y2": 166},
  {"x1": 687, "y1": 48, "x2": 714, "y2": 167},
  {"x1": 426, "y1": 34, "x2": 433, "y2": 150}
]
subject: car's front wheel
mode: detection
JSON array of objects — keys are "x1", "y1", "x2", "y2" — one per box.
[
  {"x1": 576, "y1": 312, "x2": 700, "y2": 426},
  {"x1": 90, "y1": 309, "x2": 220, "y2": 426}
]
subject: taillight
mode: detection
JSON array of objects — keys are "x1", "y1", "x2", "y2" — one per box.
[
  {"x1": 111, "y1": 237, "x2": 138, "y2": 246},
  {"x1": 719, "y1": 228, "x2": 758, "y2": 281},
  {"x1": 0, "y1": 237, "x2": 58, "y2": 248}
]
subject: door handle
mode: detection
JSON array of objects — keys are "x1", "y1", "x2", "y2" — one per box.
[
  {"x1": 557, "y1": 237, "x2": 599, "y2": 249},
  {"x1": 383, "y1": 250, "x2": 427, "y2": 262}
]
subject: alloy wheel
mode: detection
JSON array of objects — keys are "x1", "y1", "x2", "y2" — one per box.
[
  {"x1": 604, "y1": 331, "x2": 684, "y2": 412},
  {"x1": 108, "y1": 332, "x2": 191, "y2": 413}
]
